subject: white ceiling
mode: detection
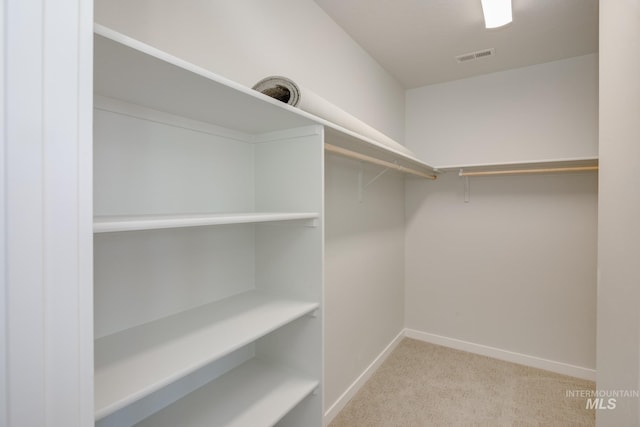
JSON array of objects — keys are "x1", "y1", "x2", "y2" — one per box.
[{"x1": 314, "y1": 0, "x2": 598, "y2": 89}]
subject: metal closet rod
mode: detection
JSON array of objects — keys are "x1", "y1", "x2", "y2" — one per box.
[
  {"x1": 459, "y1": 165, "x2": 599, "y2": 177},
  {"x1": 324, "y1": 143, "x2": 438, "y2": 180}
]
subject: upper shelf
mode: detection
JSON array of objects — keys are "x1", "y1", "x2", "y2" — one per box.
[
  {"x1": 94, "y1": 25, "x2": 437, "y2": 177},
  {"x1": 94, "y1": 26, "x2": 316, "y2": 135},
  {"x1": 435, "y1": 157, "x2": 599, "y2": 176}
]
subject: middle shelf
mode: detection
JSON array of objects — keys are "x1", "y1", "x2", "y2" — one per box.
[
  {"x1": 94, "y1": 290, "x2": 320, "y2": 420},
  {"x1": 93, "y1": 212, "x2": 320, "y2": 233}
]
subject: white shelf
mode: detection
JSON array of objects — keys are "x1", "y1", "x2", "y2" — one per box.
[
  {"x1": 434, "y1": 156, "x2": 599, "y2": 173},
  {"x1": 94, "y1": 25, "x2": 437, "y2": 178},
  {"x1": 94, "y1": 291, "x2": 319, "y2": 420},
  {"x1": 93, "y1": 212, "x2": 319, "y2": 233},
  {"x1": 323, "y1": 127, "x2": 437, "y2": 177},
  {"x1": 134, "y1": 358, "x2": 318, "y2": 427},
  {"x1": 94, "y1": 26, "x2": 317, "y2": 135}
]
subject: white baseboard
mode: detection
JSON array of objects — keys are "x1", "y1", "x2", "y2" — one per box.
[
  {"x1": 404, "y1": 328, "x2": 596, "y2": 381},
  {"x1": 323, "y1": 330, "x2": 405, "y2": 426}
]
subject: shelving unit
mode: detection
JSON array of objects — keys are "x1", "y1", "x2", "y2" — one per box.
[
  {"x1": 94, "y1": 26, "x2": 325, "y2": 427},
  {"x1": 93, "y1": 22, "x2": 439, "y2": 426}
]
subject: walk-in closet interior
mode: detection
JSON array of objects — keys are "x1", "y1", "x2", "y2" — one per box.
[{"x1": 2, "y1": 1, "x2": 639, "y2": 427}]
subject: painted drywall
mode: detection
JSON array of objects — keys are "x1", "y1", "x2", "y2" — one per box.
[
  {"x1": 406, "y1": 54, "x2": 598, "y2": 167},
  {"x1": 405, "y1": 172, "x2": 597, "y2": 370},
  {"x1": 324, "y1": 154, "x2": 405, "y2": 410},
  {"x1": 405, "y1": 57, "x2": 598, "y2": 373},
  {"x1": 597, "y1": 0, "x2": 640, "y2": 424},
  {"x1": 94, "y1": 0, "x2": 405, "y2": 142},
  {"x1": 95, "y1": 0, "x2": 408, "y2": 417}
]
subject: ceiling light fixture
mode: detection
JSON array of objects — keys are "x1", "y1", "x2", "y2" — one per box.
[{"x1": 480, "y1": 0, "x2": 512, "y2": 29}]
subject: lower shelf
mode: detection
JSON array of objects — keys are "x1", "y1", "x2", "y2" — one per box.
[
  {"x1": 95, "y1": 290, "x2": 319, "y2": 419},
  {"x1": 134, "y1": 358, "x2": 319, "y2": 427}
]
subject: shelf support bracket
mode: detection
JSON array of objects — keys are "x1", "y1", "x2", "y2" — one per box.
[
  {"x1": 358, "y1": 162, "x2": 392, "y2": 203},
  {"x1": 365, "y1": 166, "x2": 392, "y2": 189}
]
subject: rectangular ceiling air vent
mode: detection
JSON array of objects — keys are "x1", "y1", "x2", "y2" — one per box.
[{"x1": 456, "y1": 48, "x2": 495, "y2": 63}]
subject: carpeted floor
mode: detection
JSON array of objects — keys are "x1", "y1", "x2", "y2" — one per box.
[{"x1": 329, "y1": 338, "x2": 595, "y2": 427}]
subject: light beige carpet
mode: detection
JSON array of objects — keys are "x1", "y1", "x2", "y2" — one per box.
[{"x1": 329, "y1": 338, "x2": 595, "y2": 427}]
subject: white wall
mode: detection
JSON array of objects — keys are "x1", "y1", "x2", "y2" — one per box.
[
  {"x1": 405, "y1": 172, "x2": 597, "y2": 373},
  {"x1": 597, "y1": 0, "x2": 640, "y2": 424},
  {"x1": 405, "y1": 56, "x2": 599, "y2": 376},
  {"x1": 94, "y1": 0, "x2": 405, "y2": 141},
  {"x1": 0, "y1": 1, "x2": 6, "y2": 422},
  {"x1": 324, "y1": 155, "x2": 405, "y2": 413},
  {"x1": 406, "y1": 54, "x2": 598, "y2": 167},
  {"x1": 94, "y1": 0, "x2": 408, "y2": 418}
]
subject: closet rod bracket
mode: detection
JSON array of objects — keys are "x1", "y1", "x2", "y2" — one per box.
[{"x1": 462, "y1": 170, "x2": 471, "y2": 203}]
